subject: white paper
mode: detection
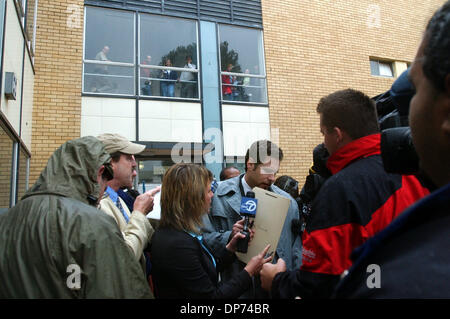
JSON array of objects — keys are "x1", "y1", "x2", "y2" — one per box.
[{"x1": 146, "y1": 185, "x2": 162, "y2": 220}]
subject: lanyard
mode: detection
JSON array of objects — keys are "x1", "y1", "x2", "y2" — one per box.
[{"x1": 186, "y1": 232, "x2": 216, "y2": 269}]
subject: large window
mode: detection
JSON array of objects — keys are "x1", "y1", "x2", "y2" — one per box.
[
  {"x1": 219, "y1": 25, "x2": 267, "y2": 104},
  {"x1": 83, "y1": 7, "x2": 135, "y2": 95},
  {"x1": 139, "y1": 14, "x2": 198, "y2": 99},
  {"x1": 83, "y1": 7, "x2": 199, "y2": 99}
]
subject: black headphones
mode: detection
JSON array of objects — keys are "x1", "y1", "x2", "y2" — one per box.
[{"x1": 102, "y1": 162, "x2": 114, "y2": 181}]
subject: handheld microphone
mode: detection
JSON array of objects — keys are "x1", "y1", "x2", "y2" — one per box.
[{"x1": 236, "y1": 191, "x2": 258, "y2": 253}]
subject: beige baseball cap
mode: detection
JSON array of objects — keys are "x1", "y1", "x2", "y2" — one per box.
[{"x1": 97, "y1": 133, "x2": 146, "y2": 155}]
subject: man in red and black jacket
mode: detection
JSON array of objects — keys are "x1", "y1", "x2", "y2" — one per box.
[{"x1": 260, "y1": 89, "x2": 429, "y2": 299}]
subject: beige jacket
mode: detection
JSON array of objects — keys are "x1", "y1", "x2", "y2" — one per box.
[{"x1": 100, "y1": 194, "x2": 154, "y2": 269}]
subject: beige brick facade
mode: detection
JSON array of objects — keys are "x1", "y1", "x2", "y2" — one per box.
[
  {"x1": 0, "y1": 127, "x2": 13, "y2": 207},
  {"x1": 30, "y1": 0, "x2": 84, "y2": 183},
  {"x1": 261, "y1": 0, "x2": 445, "y2": 184}
]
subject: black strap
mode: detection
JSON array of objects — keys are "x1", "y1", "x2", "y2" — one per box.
[{"x1": 238, "y1": 173, "x2": 246, "y2": 197}]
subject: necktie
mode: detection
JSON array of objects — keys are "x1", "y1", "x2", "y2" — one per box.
[{"x1": 116, "y1": 198, "x2": 129, "y2": 223}]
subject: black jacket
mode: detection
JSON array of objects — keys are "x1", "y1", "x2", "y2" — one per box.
[
  {"x1": 334, "y1": 182, "x2": 450, "y2": 298},
  {"x1": 271, "y1": 134, "x2": 429, "y2": 299},
  {"x1": 150, "y1": 226, "x2": 252, "y2": 299}
]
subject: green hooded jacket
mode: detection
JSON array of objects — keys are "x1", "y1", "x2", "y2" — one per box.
[{"x1": 0, "y1": 136, "x2": 153, "y2": 298}]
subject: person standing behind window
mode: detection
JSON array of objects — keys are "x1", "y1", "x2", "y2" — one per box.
[
  {"x1": 141, "y1": 55, "x2": 153, "y2": 96},
  {"x1": 160, "y1": 59, "x2": 178, "y2": 97},
  {"x1": 179, "y1": 55, "x2": 197, "y2": 98},
  {"x1": 150, "y1": 163, "x2": 272, "y2": 299},
  {"x1": 222, "y1": 63, "x2": 234, "y2": 101}
]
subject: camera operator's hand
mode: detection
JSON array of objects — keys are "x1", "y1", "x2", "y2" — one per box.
[
  {"x1": 260, "y1": 258, "x2": 286, "y2": 291},
  {"x1": 133, "y1": 186, "x2": 161, "y2": 215},
  {"x1": 244, "y1": 244, "x2": 273, "y2": 277}
]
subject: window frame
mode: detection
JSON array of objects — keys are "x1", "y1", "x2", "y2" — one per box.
[
  {"x1": 82, "y1": 6, "x2": 137, "y2": 96},
  {"x1": 82, "y1": 6, "x2": 201, "y2": 100},
  {"x1": 0, "y1": 117, "x2": 31, "y2": 208},
  {"x1": 217, "y1": 23, "x2": 268, "y2": 106},
  {"x1": 370, "y1": 59, "x2": 394, "y2": 78},
  {"x1": 137, "y1": 13, "x2": 200, "y2": 100}
]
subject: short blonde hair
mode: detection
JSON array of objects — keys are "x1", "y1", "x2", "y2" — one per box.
[{"x1": 160, "y1": 163, "x2": 213, "y2": 234}]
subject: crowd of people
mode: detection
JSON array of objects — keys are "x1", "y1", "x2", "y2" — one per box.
[{"x1": 0, "y1": 2, "x2": 449, "y2": 299}]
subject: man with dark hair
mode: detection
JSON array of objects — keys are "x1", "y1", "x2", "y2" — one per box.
[
  {"x1": 334, "y1": 2, "x2": 450, "y2": 298},
  {"x1": 220, "y1": 166, "x2": 241, "y2": 181},
  {"x1": 203, "y1": 140, "x2": 302, "y2": 298},
  {"x1": 260, "y1": 89, "x2": 429, "y2": 298},
  {"x1": 0, "y1": 137, "x2": 152, "y2": 298}
]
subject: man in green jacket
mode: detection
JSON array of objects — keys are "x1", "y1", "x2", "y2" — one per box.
[{"x1": 0, "y1": 136, "x2": 153, "y2": 298}]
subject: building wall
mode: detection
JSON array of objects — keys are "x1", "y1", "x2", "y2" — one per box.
[
  {"x1": 29, "y1": 0, "x2": 446, "y2": 185},
  {"x1": 30, "y1": 0, "x2": 84, "y2": 183},
  {"x1": 0, "y1": 0, "x2": 34, "y2": 208},
  {"x1": 21, "y1": 51, "x2": 34, "y2": 148},
  {"x1": 0, "y1": 0, "x2": 24, "y2": 133},
  {"x1": 261, "y1": 0, "x2": 445, "y2": 184}
]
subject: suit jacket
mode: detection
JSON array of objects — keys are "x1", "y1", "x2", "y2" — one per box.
[{"x1": 150, "y1": 226, "x2": 252, "y2": 299}]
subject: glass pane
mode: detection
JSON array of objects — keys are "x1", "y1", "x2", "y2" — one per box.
[
  {"x1": 84, "y1": 7, "x2": 135, "y2": 94},
  {"x1": 139, "y1": 14, "x2": 198, "y2": 98},
  {"x1": 225, "y1": 159, "x2": 245, "y2": 175},
  {"x1": 84, "y1": 64, "x2": 134, "y2": 94},
  {"x1": 0, "y1": 126, "x2": 13, "y2": 211},
  {"x1": 231, "y1": 75, "x2": 267, "y2": 103},
  {"x1": 85, "y1": 7, "x2": 134, "y2": 62},
  {"x1": 370, "y1": 60, "x2": 379, "y2": 75},
  {"x1": 219, "y1": 25, "x2": 267, "y2": 103},
  {"x1": 17, "y1": 149, "x2": 29, "y2": 200},
  {"x1": 379, "y1": 62, "x2": 393, "y2": 77},
  {"x1": 25, "y1": 0, "x2": 36, "y2": 51},
  {"x1": 137, "y1": 159, "x2": 175, "y2": 192},
  {"x1": 219, "y1": 25, "x2": 265, "y2": 75}
]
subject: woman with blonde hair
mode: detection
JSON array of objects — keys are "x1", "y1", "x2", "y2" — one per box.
[{"x1": 150, "y1": 163, "x2": 272, "y2": 298}]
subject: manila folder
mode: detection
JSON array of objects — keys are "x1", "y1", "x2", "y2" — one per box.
[{"x1": 236, "y1": 187, "x2": 290, "y2": 264}]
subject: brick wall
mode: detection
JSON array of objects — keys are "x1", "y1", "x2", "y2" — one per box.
[
  {"x1": 0, "y1": 127, "x2": 13, "y2": 208},
  {"x1": 261, "y1": 0, "x2": 445, "y2": 185},
  {"x1": 29, "y1": 0, "x2": 84, "y2": 183}
]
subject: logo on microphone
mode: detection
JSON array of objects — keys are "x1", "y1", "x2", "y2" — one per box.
[{"x1": 240, "y1": 197, "x2": 258, "y2": 216}]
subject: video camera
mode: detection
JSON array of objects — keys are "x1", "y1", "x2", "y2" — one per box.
[{"x1": 375, "y1": 68, "x2": 420, "y2": 175}]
